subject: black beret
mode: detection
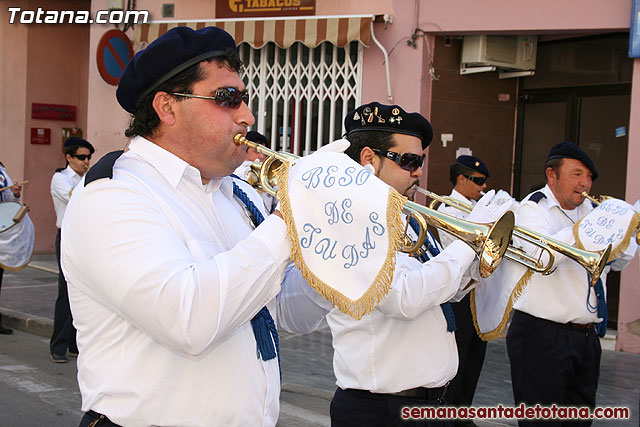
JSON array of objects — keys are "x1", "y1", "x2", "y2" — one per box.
[
  {"x1": 116, "y1": 26, "x2": 238, "y2": 114},
  {"x1": 64, "y1": 137, "x2": 94, "y2": 154},
  {"x1": 245, "y1": 131, "x2": 268, "y2": 145},
  {"x1": 547, "y1": 141, "x2": 598, "y2": 181},
  {"x1": 344, "y1": 102, "x2": 434, "y2": 149},
  {"x1": 456, "y1": 155, "x2": 490, "y2": 178}
]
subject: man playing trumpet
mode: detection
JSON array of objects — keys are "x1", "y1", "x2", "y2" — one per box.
[
  {"x1": 507, "y1": 141, "x2": 637, "y2": 424},
  {"x1": 284, "y1": 102, "x2": 513, "y2": 426},
  {"x1": 438, "y1": 155, "x2": 491, "y2": 426},
  {"x1": 61, "y1": 26, "x2": 333, "y2": 427}
]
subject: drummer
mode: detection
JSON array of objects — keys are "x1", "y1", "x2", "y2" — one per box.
[{"x1": 0, "y1": 161, "x2": 23, "y2": 334}]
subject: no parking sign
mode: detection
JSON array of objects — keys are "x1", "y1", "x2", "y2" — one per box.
[{"x1": 96, "y1": 30, "x2": 133, "y2": 86}]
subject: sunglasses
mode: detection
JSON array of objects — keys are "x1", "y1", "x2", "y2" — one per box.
[
  {"x1": 372, "y1": 149, "x2": 425, "y2": 172},
  {"x1": 70, "y1": 154, "x2": 91, "y2": 161},
  {"x1": 463, "y1": 174, "x2": 487, "y2": 186},
  {"x1": 171, "y1": 87, "x2": 250, "y2": 109}
]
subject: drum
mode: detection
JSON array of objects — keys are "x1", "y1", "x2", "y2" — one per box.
[
  {"x1": 0, "y1": 201, "x2": 28, "y2": 233},
  {"x1": 0, "y1": 201, "x2": 35, "y2": 270}
]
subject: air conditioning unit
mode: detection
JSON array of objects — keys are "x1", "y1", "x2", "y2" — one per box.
[{"x1": 461, "y1": 35, "x2": 537, "y2": 75}]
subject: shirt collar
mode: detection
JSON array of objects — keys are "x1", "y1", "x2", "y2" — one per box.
[
  {"x1": 64, "y1": 164, "x2": 82, "y2": 179},
  {"x1": 540, "y1": 184, "x2": 591, "y2": 212},
  {"x1": 450, "y1": 188, "x2": 474, "y2": 205},
  {"x1": 128, "y1": 136, "x2": 234, "y2": 195}
]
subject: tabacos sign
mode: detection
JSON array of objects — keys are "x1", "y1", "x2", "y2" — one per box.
[{"x1": 216, "y1": 0, "x2": 315, "y2": 18}]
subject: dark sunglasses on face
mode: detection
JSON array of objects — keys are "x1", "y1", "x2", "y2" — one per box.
[
  {"x1": 171, "y1": 87, "x2": 250, "y2": 109},
  {"x1": 463, "y1": 174, "x2": 487, "y2": 186},
  {"x1": 70, "y1": 154, "x2": 91, "y2": 161},
  {"x1": 372, "y1": 149, "x2": 425, "y2": 172}
]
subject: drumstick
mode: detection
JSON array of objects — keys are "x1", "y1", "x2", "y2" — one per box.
[{"x1": 0, "y1": 180, "x2": 29, "y2": 193}]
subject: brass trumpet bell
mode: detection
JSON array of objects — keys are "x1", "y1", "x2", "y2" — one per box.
[
  {"x1": 419, "y1": 187, "x2": 612, "y2": 286},
  {"x1": 403, "y1": 202, "x2": 514, "y2": 278},
  {"x1": 234, "y1": 133, "x2": 298, "y2": 197}
]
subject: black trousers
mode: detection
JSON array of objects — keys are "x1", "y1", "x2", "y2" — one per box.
[
  {"x1": 0, "y1": 267, "x2": 4, "y2": 323},
  {"x1": 447, "y1": 293, "x2": 487, "y2": 414},
  {"x1": 79, "y1": 411, "x2": 121, "y2": 427},
  {"x1": 507, "y1": 310, "x2": 601, "y2": 426},
  {"x1": 330, "y1": 387, "x2": 453, "y2": 427},
  {"x1": 50, "y1": 228, "x2": 77, "y2": 355}
]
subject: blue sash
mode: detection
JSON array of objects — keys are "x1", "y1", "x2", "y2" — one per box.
[
  {"x1": 231, "y1": 181, "x2": 281, "y2": 372},
  {"x1": 408, "y1": 218, "x2": 456, "y2": 332}
]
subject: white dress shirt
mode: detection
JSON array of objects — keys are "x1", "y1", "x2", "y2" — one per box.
[
  {"x1": 0, "y1": 164, "x2": 17, "y2": 202},
  {"x1": 51, "y1": 164, "x2": 83, "y2": 228},
  {"x1": 437, "y1": 189, "x2": 482, "y2": 288},
  {"x1": 62, "y1": 136, "x2": 293, "y2": 427},
  {"x1": 513, "y1": 185, "x2": 635, "y2": 325},
  {"x1": 280, "y1": 226, "x2": 477, "y2": 392},
  {"x1": 437, "y1": 189, "x2": 476, "y2": 248}
]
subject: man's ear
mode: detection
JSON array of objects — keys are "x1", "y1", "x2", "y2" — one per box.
[
  {"x1": 152, "y1": 92, "x2": 176, "y2": 126},
  {"x1": 65, "y1": 153, "x2": 72, "y2": 163},
  {"x1": 360, "y1": 146, "x2": 377, "y2": 170},
  {"x1": 545, "y1": 167, "x2": 556, "y2": 184}
]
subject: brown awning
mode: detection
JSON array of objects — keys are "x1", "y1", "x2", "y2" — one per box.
[{"x1": 134, "y1": 15, "x2": 372, "y2": 49}]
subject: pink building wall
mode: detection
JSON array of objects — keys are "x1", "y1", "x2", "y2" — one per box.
[
  {"x1": 1, "y1": 0, "x2": 90, "y2": 253},
  {"x1": 620, "y1": 59, "x2": 640, "y2": 352},
  {"x1": 0, "y1": 2, "x2": 29, "y2": 185}
]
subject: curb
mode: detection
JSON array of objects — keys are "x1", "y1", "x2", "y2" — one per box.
[
  {"x1": 26, "y1": 263, "x2": 59, "y2": 275},
  {"x1": 282, "y1": 383, "x2": 333, "y2": 401},
  {"x1": 0, "y1": 306, "x2": 53, "y2": 338}
]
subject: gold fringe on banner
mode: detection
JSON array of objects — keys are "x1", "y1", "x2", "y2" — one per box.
[
  {"x1": 573, "y1": 211, "x2": 640, "y2": 264},
  {"x1": 470, "y1": 267, "x2": 534, "y2": 341},
  {"x1": 275, "y1": 162, "x2": 405, "y2": 320}
]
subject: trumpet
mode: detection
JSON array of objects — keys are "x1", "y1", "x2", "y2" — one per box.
[
  {"x1": 235, "y1": 134, "x2": 297, "y2": 197},
  {"x1": 418, "y1": 187, "x2": 611, "y2": 286},
  {"x1": 233, "y1": 133, "x2": 515, "y2": 278},
  {"x1": 581, "y1": 191, "x2": 612, "y2": 205}
]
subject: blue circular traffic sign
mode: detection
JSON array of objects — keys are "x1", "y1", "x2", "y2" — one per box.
[{"x1": 97, "y1": 30, "x2": 133, "y2": 86}]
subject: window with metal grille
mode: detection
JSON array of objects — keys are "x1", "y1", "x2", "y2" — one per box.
[{"x1": 239, "y1": 40, "x2": 363, "y2": 156}]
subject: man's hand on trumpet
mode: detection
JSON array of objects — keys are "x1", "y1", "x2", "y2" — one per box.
[{"x1": 466, "y1": 189, "x2": 516, "y2": 224}]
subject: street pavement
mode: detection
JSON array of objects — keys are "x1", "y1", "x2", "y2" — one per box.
[{"x1": 1, "y1": 255, "x2": 639, "y2": 426}]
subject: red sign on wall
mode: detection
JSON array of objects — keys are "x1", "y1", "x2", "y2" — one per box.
[
  {"x1": 216, "y1": 0, "x2": 315, "y2": 18},
  {"x1": 32, "y1": 103, "x2": 77, "y2": 121},
  {"x1": 30, "y1": 128, "x2": 51, "y2": 145}
]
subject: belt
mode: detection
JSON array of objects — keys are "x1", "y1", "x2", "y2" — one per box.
[
  {"x1": 84, "y1": 411, "x2": 122, "y2": 427},
  {"x1": 345, "y1": 384, "x2": 448, "y2": 401},
  {"x1": 515, "y1": 310, "x2": 596, "y2": 333},
  {"x1": 566, "y1": 321, "x2": 595, "y2": 330}
]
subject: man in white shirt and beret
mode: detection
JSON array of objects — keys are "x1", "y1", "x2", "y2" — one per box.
[
  {"x1": 49, "y1": 137, "x2": 94, "y2": 362},
  {"x1": 285, "y1": 102, "x2": 513, "y2": 426},
  {"x1": 62, "y1": 26, "x2": 317, "y2": 427},
  {"x1": 438, "y1": 155, "x2": 490, "y2": 427},
  {"x1": 507, "y1": 141, "x2": 636, "y2": 425}
]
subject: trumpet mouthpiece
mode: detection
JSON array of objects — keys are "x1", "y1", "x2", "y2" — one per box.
[
  {"x1": 413, "y1": 186, "x2": 430, "y2": 197},
  {"x1": 233, "y1": 133, "x2": 246, "y2": 146}
]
